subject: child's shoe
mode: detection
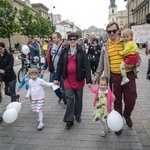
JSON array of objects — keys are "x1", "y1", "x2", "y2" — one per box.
[
  {"x1": 100, "y1": 130, "x2": 106, "y2": 137},
  {"x1": 37, "y1": 123, "x2": 44, "y2": 130},
  {"x1": 121, "y1": 77, "x2": 129, "y2": 85}
]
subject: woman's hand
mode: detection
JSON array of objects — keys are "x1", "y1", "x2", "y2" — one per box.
[{"x1": 87, "y1": 83, "x2": 92, "y2": 88}]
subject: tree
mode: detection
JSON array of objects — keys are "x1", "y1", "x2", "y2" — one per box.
[
  {"x1": 76, "y1": 30, "x2": 82, "y2": 38},
  {"x1": 18, "y1": 7, "x2": 35, "y2": 36},
  {"x1": 0, "y1": 0, "x2": 20, "y2": 52},
  {"x1": 33, "y1": 13, "x2": 53, "y2": 38}
]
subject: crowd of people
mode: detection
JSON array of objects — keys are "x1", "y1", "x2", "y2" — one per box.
[{"x1": 0, "y1": 21, "x2": 146, "y2": 137}]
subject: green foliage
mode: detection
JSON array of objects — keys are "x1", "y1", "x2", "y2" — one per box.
[
  {"x1": 33, "y1": 13, "x2": 53, "y2": 38},
  {"x1": 76, "y1": 30, "x2": 82, "y2": 38},
  {"x1": 0, "y1": 0, "x2": 20, "y2": 38},
  {"x1": 18, "y1": 7, "x2": 35, "y2": 36}
]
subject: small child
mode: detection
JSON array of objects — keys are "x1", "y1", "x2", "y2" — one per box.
[
  {"x1": 89, "y1": 76, "x2": 115, "y2": 137},
  {"x1": 25, "y1": 68, "x2": 59, "y2": 130},
  {"x1": 119, "y1": 29, "x2": 139, "y2": 85},
  {"x1": 31, "y1": 56, "x2": 41, "y2": 69}
]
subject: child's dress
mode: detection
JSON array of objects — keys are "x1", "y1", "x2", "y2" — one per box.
[
  {"x1": 93, "y1": 91, "x2": 108, "y2": 122},
  {"x1": 89, "y1": 87, "x2": 114, "y2": 123},
  {"x1": 26, "y1": 78, "x2": 57, "y2": 112}
]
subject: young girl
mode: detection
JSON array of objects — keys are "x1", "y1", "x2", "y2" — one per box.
[
  {"x1": 119, "y1": 29, "x2": 139, "y2": 85},
  {"x1": 89, "y1": 76, "x2": 115, "y2": 137},
  {"x1": 25, "y1": 68, "x2": 59, "y2": 130}
]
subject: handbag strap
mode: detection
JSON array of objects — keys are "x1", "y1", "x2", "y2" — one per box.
[{"x1": 51, "y1": 43, "x2": 62, "y2": 63}]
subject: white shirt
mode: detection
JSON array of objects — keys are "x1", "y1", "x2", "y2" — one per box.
[{"x1": 26, "y1": 78, "x2": 59, "y2": 99}]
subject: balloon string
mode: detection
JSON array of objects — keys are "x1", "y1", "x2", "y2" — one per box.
[{"x1": 21, "y1": 99, "x2": 26, "y2": 104}]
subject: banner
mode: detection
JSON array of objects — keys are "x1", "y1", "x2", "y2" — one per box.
[{"x1": 131, "y1": 24, "x2": 150, "y2": 43}]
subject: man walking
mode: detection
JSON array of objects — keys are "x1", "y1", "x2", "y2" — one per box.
[{"x1": 41, "y1": 32, "x2": 66, "y2": 106}]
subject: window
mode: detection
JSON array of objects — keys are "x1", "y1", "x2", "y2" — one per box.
[{"x1": 112, "y1": 9, "x2": 114, "y2": 13}]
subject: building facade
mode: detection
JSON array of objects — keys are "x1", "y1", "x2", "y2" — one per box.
[{"x1": 126, "y1": 0, "x2": 150, "y2": 28}]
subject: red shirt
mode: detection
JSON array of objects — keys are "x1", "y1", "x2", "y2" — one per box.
[{"x1": 64, "y1": 54, "x2": 85, "y2": 89}]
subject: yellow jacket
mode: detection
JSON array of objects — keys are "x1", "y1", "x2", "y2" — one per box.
[{"x1": 119, "y1": 41, "x2": 138, "y2": 56}]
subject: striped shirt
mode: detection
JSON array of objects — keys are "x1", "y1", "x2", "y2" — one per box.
[{"x1": 108, "y1": 38, "x2": 132, "y2": 74}]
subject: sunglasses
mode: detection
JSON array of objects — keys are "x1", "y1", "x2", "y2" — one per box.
[
  {"x1": 107, "y1": 29, "x2": 117, "y2": 34},
  {"x1": 69, "y1": 38, "x2": 77, "y2": 41}
]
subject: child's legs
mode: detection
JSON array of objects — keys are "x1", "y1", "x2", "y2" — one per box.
[
  {"x1": 100, "y1": 120, "x2": 105, "y2": 130},
  {"x1": 38, "y1": 110, "x2": 43, "y2": 123},
  {"x1": 120, "y1": 61, "x2": 127, "y2": 78}
]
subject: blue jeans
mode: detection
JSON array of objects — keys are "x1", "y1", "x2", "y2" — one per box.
[{"x1": 49, "y1": 72, "x2": 67, "y2": 104}]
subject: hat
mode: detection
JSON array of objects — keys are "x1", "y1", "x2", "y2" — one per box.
[{"x1": 33, "y1": 56, "x2": 39, "y2": 61}]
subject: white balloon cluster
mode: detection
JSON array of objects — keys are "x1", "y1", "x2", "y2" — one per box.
[{"x1": 3, "y1": 102, "x2": 22, "y2": 124}]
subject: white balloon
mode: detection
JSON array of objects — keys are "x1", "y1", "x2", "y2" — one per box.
[
  {"x1": 3, "y1": 109, "x2": 18, "y2": 124},
  {"x1": 107, "y1": 110, "x2": 123, "y2": 131},
  {"x1": 22, "y1": 45, "x2": 29, "y2": 55},
  {"x1": 6, "y1": 102, "x2": 21, "y2": 113}
]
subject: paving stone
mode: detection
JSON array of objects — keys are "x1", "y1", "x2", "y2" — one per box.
[
  {"x1": 13, "y1": 144, "x2": 35, "y2": 150},
  {"x1": 131, "y1": 143, "x2": 143, "y2": 150}
]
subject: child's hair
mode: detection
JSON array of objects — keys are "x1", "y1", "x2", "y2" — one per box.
[
  {"x1": 122, "y1": 29, "x2": 133, "y2": 37},
  {"x1": 98, "y1": 76, "x2": 108, "y2": 85},
  {"x1": 28, "y1": 68, "x2": 38, "y2": 75}
]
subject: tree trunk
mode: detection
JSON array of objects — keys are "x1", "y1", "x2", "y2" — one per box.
[{"x1": 8, "y1": 37, "x2": 12, "y2": 53}]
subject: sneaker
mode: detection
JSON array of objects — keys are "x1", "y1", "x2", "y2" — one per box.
[
  {"x1": 121, "y1": 77, "x2": 129, "y2": 85},
  {"x1": 100, "y1": 130, "x2": 106, "y2": 137},
  {"x1": 37, "y1": 123, "x2": 44, "y2": 130}
]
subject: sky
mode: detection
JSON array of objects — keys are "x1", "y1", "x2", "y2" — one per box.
[{"x1": 29, "y1": 0, "x2": 127, "y2": 30}]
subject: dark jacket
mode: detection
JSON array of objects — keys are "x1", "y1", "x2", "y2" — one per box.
[
  {"x1": 55, "y1": 44, "x2": 92, "y2": 84},
  {"x1": 0, "y1": 50, "x2": 16, "y2": 82},
  {"x1": 87, "y1": 44, "x2": 101, "y2": 56}
]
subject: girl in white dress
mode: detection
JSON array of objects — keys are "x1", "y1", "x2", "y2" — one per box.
[{"x1": 25, "y1": 68, "x2": 58, "y2": 130}]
